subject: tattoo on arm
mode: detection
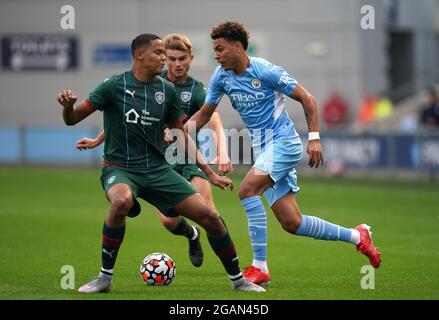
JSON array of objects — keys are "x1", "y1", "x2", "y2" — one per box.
[
  {"x1": 303, "y1": 102, "x2": 318, "y2": 132},
  {"x1": 290, "y1": 84, "x2": 319, "y2": 132}
]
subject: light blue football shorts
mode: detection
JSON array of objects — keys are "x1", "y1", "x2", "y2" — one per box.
[{"x1": 253, "y1": 138, "x2": 303, "y2": 207}]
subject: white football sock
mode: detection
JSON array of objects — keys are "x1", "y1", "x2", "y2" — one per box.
[
  {"x1": 252, "y1": 259, "x2": 268, "y2": 273},
  {"x1": 350, "y1": 229, "x2": 361, "y2": 245}
]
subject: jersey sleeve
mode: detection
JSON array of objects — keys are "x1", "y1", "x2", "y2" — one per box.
[
  {"x1": 262, "y1": 64, "x2": 298, "y2": 96},
  {"x1": 87, "y1": 77, "x2": 113, "y2": 111},
  {"x1": 166, "y1": 86, "x2": 187, "y2": 125},
  {"x1": 205, "y1": 67, "x2": 225, "y2": 107}
]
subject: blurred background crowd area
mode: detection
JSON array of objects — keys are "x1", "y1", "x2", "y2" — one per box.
[{"x1": 1, "y1": 0, "x2": 438, "y2": 179}]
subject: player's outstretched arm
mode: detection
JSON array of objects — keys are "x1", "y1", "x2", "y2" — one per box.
[
  {"x1": 185, "y1": 103, "x2": 217, "y2": 131},
  {"x1": 76, "y1": 130, "x2": 105, "y2": 150},
  {"x1": 57, "y1": 89, "x2": 95, "y2": 126},
  {"x1": 289, "y1": 84, "x2": 324, "y2": 168},
  {"x1": 208, "y1": 111, "x2": 233, "y2": 175},
  {"x1": 169, "y1": 121, "x2": 233, "y2": 191}
]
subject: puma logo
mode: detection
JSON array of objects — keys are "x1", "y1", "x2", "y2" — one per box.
[
  {"x1": 125, "y1": 89, "x2": 135, "y2": 98},
  {"x1": 103, "y1": 248, "x2": 116, "y2": 259}
]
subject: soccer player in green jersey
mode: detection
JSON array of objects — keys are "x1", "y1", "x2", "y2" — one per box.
[
  {"x1": 75, "y1": 34, "x2": 232, "y2": 269},
  {"x1": 57, "y1": 33, "x2": 264, "y2": 293}
]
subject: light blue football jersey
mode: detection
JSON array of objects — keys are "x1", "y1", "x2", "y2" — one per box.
[{"x1": 206, "y1": 57, "x2": 301, "y2": 148}]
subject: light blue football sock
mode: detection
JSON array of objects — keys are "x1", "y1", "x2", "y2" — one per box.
[
  {"x1": 241, "y1": 196, "x2": 267, "y2": 261},
  {"x1": 295, "y1": 215, "x2": 353, "y2": 242}
]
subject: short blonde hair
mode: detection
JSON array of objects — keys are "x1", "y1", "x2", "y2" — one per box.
[{"x1": 163, "y1": 34, "x2": 192, "y2": 53}]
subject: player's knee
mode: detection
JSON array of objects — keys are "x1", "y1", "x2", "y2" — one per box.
[
  {"x1": 239, "y1": 184, "x2": 257, "y2": 200},
  {"x1": 280, "y1": 215, "x2": 302, "y2": 234},
  {"x1": 198, "y1": 211, "x2": 215, "y2": 228},
  {"x1": 161, "y1": 217, "x2": 179, "y2": 232},
  {"x1": 111, "y1": 195, "x2": 133, "y2": 217}
]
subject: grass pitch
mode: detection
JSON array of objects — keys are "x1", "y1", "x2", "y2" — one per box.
[{"x1": 0, "y1": 167, "x2": 438, "y2": 300}]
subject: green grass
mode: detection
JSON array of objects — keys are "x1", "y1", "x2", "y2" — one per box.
[{"x1": 0, "y1": 167, "x2": 438, "y2": 300}]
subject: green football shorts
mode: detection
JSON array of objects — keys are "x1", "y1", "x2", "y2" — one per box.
[{"x1": 100, "y1": 164, "x2": 197, "y2": 217}]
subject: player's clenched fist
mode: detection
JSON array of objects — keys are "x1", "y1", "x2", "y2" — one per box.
[{"x1": 57, "y1": 89, "x2": 78, "y2": 109}]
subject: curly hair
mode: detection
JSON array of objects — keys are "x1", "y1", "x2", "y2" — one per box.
[
  {"x1": 163, "y1": 34, "x2": 192, "y2": 53},
  {"x1": 211, "y1": 21, "x2": 249, "y2": 50}
]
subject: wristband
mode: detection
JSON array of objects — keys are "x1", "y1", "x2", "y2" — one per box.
[{"x1": 308, "y1": 132, "x2": 320, "y2": 141}]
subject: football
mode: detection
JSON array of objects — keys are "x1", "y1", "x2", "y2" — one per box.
[{"x1": 139, "y1": 252, "x2": 176, "y2": 286}]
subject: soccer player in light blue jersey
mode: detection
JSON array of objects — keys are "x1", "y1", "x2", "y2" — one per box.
[{"x1": 188, "y1": 21, "x2": 381, "y2": 285}]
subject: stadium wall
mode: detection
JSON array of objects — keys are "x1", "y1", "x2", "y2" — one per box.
[{"x1": 0, "y1": 0, "x2": 393, "y2": 132}]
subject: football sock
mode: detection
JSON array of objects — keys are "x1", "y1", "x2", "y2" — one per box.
[
  {"x1": 252, "y1": 259, "x2": 268, "y2": 273},
  {"x1": 241, "y1": 196, "x2": 267, "y2": 262},
  {"x1": 350, "y1": 229, "x2": 361, "y2": 245},
  {"x1": 229, "y1": 273, "x2": 245, "y2": 288},
  {"x1": 101, "y1": 222, "x2": 125, "y2": 274},
  {"x1": 170, "y1": 217, "x2": 195, "y2": 239},
  {"x1": 214, "y1": 217, "x2": 244, "y2": 286},
  {"x1": 295, "y1": 215, "x2": 355, "y2": 243},
  {"x1": 99, "y1": 268, "x2": 113, "y2": 279},
  {"x1": 207, "y1": 228, "x2": 241, "y2": 281}
]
